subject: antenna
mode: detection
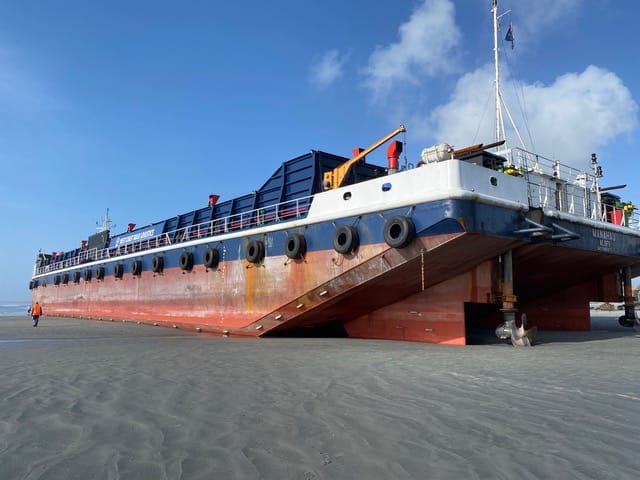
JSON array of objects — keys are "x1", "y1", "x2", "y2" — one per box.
[{"x1": 96, "y1": 208, "x2": 114, "y2": 233}]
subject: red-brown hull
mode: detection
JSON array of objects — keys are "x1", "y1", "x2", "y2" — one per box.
[{"x1": 35, "y1": 225, "x2": 635, "y2": 344}]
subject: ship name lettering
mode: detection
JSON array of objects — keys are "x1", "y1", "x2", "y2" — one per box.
[
  {"x1": 116, "y1": 229, "x2": 156, "y2": 246},
  {"x1": 599, "y1": 239, "x2": 612, "y2": 250},
  {"x1": 591, "y1": 229, "x2": 616, "y2": 242}
]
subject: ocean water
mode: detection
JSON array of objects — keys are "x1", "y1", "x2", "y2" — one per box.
[{"x1": 0, "y1": 302, "x2": 30, "y2": 317}]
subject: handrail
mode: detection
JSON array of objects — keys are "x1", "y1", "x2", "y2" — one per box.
[
  {"x1": 600, "y1": 203, "x2": 640, "y2": 229},
  {"x1": 36, "y1": 195, "x2": 314, "y2": 275},
  {"x1": 511, "y1": 148, "x2": 597, "y2": 185},
  {"x1": 511, "y1": 147, "x2": 639, "y2": 230}
]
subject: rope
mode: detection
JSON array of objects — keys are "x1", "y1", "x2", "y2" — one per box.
[
  {"x1": 402, "y1": 130, "x2": 409, "y2": 170},
  {"x1": 421, "y1": 249, "x2": 425, "y2": 291}
]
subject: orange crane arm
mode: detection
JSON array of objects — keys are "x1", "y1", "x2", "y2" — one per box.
[{"x1": 323, "y1": 125, "x2": 406, "y2": 190}]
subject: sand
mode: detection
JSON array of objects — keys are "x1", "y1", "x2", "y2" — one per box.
[{"x1": 1, "y1": 314, "x2": 638, "y2": 479}]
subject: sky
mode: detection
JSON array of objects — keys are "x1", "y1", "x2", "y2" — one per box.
[{"x1": 1, "y1": 0, "x2": 638, "y2": 301}]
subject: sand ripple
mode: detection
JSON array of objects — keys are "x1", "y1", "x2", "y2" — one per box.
[{"x1": 0, "y1": 316, "x2": 638, "y2": 479}]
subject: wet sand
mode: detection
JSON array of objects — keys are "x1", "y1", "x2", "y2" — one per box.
[{"x1": 1, "y1": 314, "x2": 638, "y2": 479}]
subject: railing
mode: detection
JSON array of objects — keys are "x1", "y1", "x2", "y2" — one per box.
[
  {"x1": 511, "y1": 148, "x2": 639, "y2": 229},
  {"x1": 36, "y1": 195, "x2": 313, "y2": 275},
  {"x1": 511, "y1": 148, "x2": 594, "y2": 184},
  {"x1": 600, "y1": 203, "x2": 640, "y2": 229}
]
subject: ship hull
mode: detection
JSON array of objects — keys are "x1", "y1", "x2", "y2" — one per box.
[{"x1": 32, "y1": 196, "x2": 640, "y2": 344}]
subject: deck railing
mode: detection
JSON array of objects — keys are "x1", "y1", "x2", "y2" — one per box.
[
  {"x1": 36, "y1": 195, "x2": 313, "y2": 275},
  {"x1": 511, "y1": 148, "x2": 639, "y2": 229}
]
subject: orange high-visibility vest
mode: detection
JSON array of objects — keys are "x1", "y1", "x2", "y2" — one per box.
[{"x1": 32, "y1": 303, "x2": 42, "y2": 316}]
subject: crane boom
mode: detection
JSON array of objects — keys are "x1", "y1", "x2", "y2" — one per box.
[{"x1": 323, "y1": 125, "x2": 406, "y2": 190}]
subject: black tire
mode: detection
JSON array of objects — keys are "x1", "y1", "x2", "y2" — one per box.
[
  {"x1": 618, "y1": 315, "x2": 634, "y2": 328},
  {"x1": 246, "y1": 239, "x2": 265, "y2": 263},
  {"x1": 204, "y1": 248, "x2": 219, "y2": 269},
  {"x1": 29, "y1": 280, "x2": 36, "y2": 289},
  {"x1": 383, "y1": 216, "x2": 415, "y2": 249},
  {"x1": 333, "y1": 226, "x2": 359, "y2": 254},
  {"x1": 179, "y1": 251, "x2": 194, "y2": 271},
  {"x1": 152, "y1": 256, "x2": 164, "y2": 273},
  {"x1": 62, "y1": 273, "x2": 69, "y2": 284},
  {"x1": 54, "y1": 275, "x2": 61, "y2": 285},
  {"x1": 132, "y1": 260, "x2": 143, "y2": 276},
  {"x1": 285, "y1": 233, "x2": 306, "y2": 260},
  {"x1": 73, "y1": 271, "x2": 81, "y2": 283},
  {"x1": 96, "y1": 266, "x2": 105, "y2": 280},
  {"x1": 114, "y1": 263, "x2": 124, "y2": 279},
  {"x1": 84, "y1": 269, "x2": 92, "y2": 281}
]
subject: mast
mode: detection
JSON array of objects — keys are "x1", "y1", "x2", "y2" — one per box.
[
  {"x1": 491, "y1": 0, "x2": 527, "y2": 157},
  {"x1": 492, "y1": 0, "x2": 502, "y2": 145},
  {"x1": 97, "y1": 208, "x2": 113, "y2": 233}
]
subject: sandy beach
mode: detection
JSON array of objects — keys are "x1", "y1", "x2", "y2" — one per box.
[{"x1": 1, "y1": 314, "x2": 638, "y2": 479}]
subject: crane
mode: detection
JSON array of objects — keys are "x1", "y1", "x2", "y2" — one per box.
[{"x1": 322, "y1": 125, "x2": 406, "y2": 190}]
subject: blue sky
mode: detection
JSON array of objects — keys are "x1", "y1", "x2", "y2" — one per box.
[{"x1": 1, "y1": 0, "x2": 638, "y2": 301}]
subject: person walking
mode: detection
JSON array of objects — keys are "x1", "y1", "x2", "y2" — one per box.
[{"x1": 30, "y1": 301, "x2": 43, "y2": 327}]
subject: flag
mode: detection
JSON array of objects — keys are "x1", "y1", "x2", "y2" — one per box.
[{"x1": 505, "y1": 22, "x2": 514, "y2": 49}]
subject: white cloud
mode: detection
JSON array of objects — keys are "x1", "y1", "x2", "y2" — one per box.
[
  {"x1": 515, "y1": 0, "x2": 581, "y2": 40},
  {"x1": 422, "y1": 64, "x2": 496, "y2": 147},
  {"x1": 426, "y1": 64, "x2": 637, "y2": 167},
  {"x1": 519, "y1": 65, "x2": 637, "y2": 162},
  {"x1": 310, "y1": 50, "x2": 347, "y2": 89},
  {"x1": 359, "y1": 0, "x2": 637, "y2": 170},
  {"x1": 362, "y1": 0, "x2": 460, "y2": 99}
]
